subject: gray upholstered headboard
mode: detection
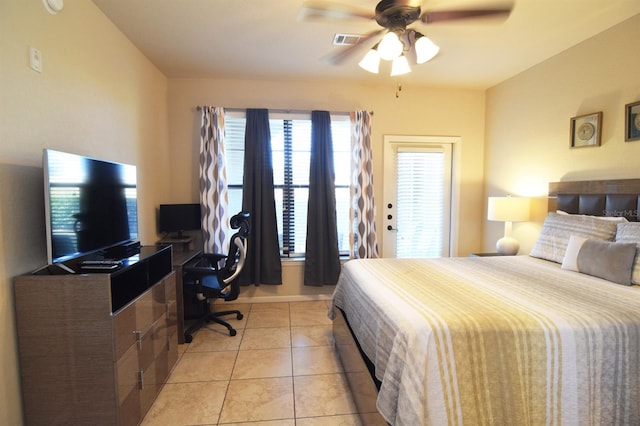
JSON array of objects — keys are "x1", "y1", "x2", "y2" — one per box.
[{"x1": 548, "y1": 179, "x2": 640, "y2": 222}]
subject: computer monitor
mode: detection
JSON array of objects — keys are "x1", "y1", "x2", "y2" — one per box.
[{"x1": 158, "y1": 203, "x2": 201, "y2": 238}]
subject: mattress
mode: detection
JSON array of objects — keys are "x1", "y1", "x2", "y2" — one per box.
[{"x1": 330, "y1": 255, "x2": 640, "y2": 425}]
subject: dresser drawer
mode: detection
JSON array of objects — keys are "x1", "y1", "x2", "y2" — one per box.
[
  {"x1": 117, "y1": 344, "x2": 140, "y2": 408},
  {"x1": 164, "y1": 272, "x2": 176, "y2": 303},
  {"x1": 167, "y1": 299, "x2": 178, "y2": 339},
  {"x1": 114, "y1": 301, "x2": 137, "y2": 360},
  {"x1": 114, "y1": 278, "x2": 168, "y2": 360},
  {"x1": 140, "y1": 345, "x2": 170, "y2": 417},
  {"x1": 139, "y1": 314, "x2": 168, "y2": 373}
]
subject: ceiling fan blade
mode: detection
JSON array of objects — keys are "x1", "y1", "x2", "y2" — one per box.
[
  {"x1": 420, "y1": 5, "x2": 513, "y2": 24},
  {"x1": 323, "y1": 29, "x2": 386, "y2": 65},
  {"x1": 298, "y1": 1, "x2": 375, "y2": 21}
]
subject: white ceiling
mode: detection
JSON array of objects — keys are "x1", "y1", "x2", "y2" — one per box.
[{"x1": 92, "y1": 0, "x2": 640, "y2": 89}]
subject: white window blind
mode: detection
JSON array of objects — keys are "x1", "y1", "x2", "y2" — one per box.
[
  {"x1": 224, "y1": 115, "x2": 246, "y2": 218},
  {"x1": 395, "y1": 147, "x2": 445, "y2": 258},
  {"x1": 224, "y1": 112, "x2": 351, "y2": 257}
]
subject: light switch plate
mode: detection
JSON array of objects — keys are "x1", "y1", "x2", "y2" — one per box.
[{"x1": 29, "y1": 47, "x2": 42, "y2": 73}]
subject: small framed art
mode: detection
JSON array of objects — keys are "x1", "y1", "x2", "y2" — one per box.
[
  {"x1": 570, "y1": 112, "x2": 602, "y2": 148},
  {"x1": 625, "y1": 101, "x2": 640, "y2": 142}
]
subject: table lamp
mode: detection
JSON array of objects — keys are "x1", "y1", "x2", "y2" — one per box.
[{"x1": 487, "y1": 196, "x2": 530, "y2": 255}]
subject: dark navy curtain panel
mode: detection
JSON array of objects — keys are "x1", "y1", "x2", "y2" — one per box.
[
  {"x1": 304, "y1": 110, "x2": 341, "y2": 286},
  {"x1": 239, "y1": 108, "x2": 282, "y2": 285}
]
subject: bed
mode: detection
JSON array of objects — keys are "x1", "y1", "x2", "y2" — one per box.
[{"x1": 330, "y1": 179, "x2": 640, "y2": 425}]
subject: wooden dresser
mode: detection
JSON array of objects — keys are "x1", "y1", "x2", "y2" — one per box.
[{"x1": 14, "y1": 245, "x2": 178, "y2": 426}]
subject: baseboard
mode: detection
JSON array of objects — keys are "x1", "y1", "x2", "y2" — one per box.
[{"x1": 235, "y1": 294, "x2": 333, "y2": 304}]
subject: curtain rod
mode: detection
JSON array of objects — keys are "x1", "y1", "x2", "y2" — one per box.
[{"x1": 196, "y1": 106, "x2": 373, "y2": 116}]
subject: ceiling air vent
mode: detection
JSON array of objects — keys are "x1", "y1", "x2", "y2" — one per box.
[{"x1": 333, "y1": 34, "x2": 361, "y2": 46}]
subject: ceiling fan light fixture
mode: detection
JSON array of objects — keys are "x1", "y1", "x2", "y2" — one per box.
[
  {"x1": 358, "y1": 48, "x2": 381, "y2": 74},
  {"x1": 390, "y1": 55, "x2": 411, "y2": 76},
  {"x1": 414, "y1": 33, "x2": 440, "y2": 64},
  {"x1": 377, "y1": 31, "x2": 403, "y2": 60}
]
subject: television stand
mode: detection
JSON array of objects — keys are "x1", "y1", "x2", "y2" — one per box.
[{"x1": 14, "y1": 245, "x2": 177, "y2": 425}]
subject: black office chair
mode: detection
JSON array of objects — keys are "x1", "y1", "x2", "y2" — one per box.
[{"x1": 183, "y1": 211, "x2": 250, "y2": 341}]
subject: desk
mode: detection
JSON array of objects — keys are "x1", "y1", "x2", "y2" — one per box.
[
  {"x1": 171, "y1": 247, "x2": 202, "y2": 344},
  {"x1": 159, "y1": 236, "x2": 193, "y2": 251}
]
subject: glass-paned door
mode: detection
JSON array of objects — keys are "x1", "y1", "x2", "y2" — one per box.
[{"x1": 383, "y1": 136, "x2": 453, "y2": 258}]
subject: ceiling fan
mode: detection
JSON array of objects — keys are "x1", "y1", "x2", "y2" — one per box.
[{"x1": 299, "y1": 0, "x2": 514, "y2": 76}]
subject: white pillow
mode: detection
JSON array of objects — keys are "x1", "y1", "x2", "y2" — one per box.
[
  {"x1": 561, "y1": 235, "x2": 587, "y2": 271},
  {"x1": 615, "y1": 222, "x2": 640, "y2": 284},
  {"x1": 530, "y1": 212, "x2": 618, "y2": 263},
  {"x1": 556, "y1": 210, "x2": 628, "y2": 222}
]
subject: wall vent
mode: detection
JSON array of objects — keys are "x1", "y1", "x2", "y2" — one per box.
[{"x1": 333, "y1": 34, "x2": 361, "y2": 46}]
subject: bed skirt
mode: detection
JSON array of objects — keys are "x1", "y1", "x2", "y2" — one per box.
[{"x1": 332, "y1": 306, "x2": 388, "y2": 425}]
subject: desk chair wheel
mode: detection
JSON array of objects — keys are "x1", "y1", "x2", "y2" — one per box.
[
  {"x1": 229, "y1": 329, "x2": 237, "y2": 336},
  {"x1": 237, "y1": 313, "x2": 244, "y2": 320},
  {"x1": 185, "y1": 334, "x2": 193, "y2": 343}
]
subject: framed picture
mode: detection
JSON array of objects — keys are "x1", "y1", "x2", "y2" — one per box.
[
  {"x1": 570, "y1": 112, "x2": 602, "y2": 148},
  {"x1": 625, "y1": 101, "x2": 640, "y2": 142}
]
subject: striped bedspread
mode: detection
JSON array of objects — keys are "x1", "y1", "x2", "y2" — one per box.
[{"x1": 330, "y1": 255, "x2": 640, "y2": 425}]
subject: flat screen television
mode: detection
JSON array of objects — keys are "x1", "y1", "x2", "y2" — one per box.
[
  {"x1": 43, "y1": 149, "x2": 138, "y2": 264},
  {"x1": 158, "y1": 203, "x2": 201, "y2": 238}
]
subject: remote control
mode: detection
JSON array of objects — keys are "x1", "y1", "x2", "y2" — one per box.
[
  {"x1": 82, "y1": 260, "x2": 122, "y2": 266},
  {"x1": 80, "y1": 260, "x2": 122, "y2": 271},
  {"x1": 81, "y1": 264, "x2": 120, "y2": 271}
]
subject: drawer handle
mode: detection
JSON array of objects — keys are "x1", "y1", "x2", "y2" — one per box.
[
  {"x1": 138, "y1": 371, "x2": 144, "y2": 390},
  {"x1": 133, "y1": 330, "x2": 142, "y2": 350}
]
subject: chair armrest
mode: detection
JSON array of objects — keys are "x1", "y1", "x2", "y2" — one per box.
[
  {"x1": 183, "y1": 265, "x2": 219, "y2": 276},
  {"x1": 186, "y1": 253, "x2": 226, "y2": 270},
  {"x1": 200, "y1": 253, "x2": 227, "y2": 262}
]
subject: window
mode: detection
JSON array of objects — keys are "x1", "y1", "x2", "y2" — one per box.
[{"x1": 225, "y1": 111, "x2": 351, "y2": 257}]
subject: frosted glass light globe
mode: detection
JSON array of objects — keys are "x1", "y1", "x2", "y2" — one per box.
[
  {"x1": 415, "y1": 36, "x2": 440, "y2": 64},
  {"x1": 378, "y1": 32, "x2": 403, "y2": 61}
]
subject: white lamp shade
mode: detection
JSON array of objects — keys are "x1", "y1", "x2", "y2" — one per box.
[
  {"x1": 415, "y1": 36, "x2": 440, "y2": 64},
  {"x1": 487, "y1": 197, "x2": 530, "y2": 222},
  {"x1": 358, "y1": 49, "x2": 380, "y2": 74},
  {"x1": 378, "y1": 32, "x2": 403, "y2": 60},
  {"x1": 390, "y1": 55, "x2": 411, "y2": 76}
]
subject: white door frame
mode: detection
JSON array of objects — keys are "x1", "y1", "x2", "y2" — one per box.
[{"x1": 382, "y1": 135, "x2": 461, "y2": 258}]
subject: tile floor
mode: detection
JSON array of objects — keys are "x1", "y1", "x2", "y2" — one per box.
[{"x1": 141, "y1": 300, "x2": 387, "y2": 425}]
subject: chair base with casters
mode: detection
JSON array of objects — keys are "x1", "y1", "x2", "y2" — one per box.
[{"x1": 183, "y1": 299, "x2": 243, "y2": 342}]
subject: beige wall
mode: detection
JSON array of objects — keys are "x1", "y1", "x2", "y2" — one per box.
[
  {"x1": 4, "y1": 3, "x2": 636, "y2": 424},
  {"x1": 3, "y1": 1, "x2": 635, "y2": 424},
  {"x1": 168, "y1": 77, "x2": 487, "y2": 298},
  {"x1": 484, "y1": 14, "x2": 640, "y2": 254},
  {"x1": 0, "y1": 0, "x2": 170, "y2": 423}
]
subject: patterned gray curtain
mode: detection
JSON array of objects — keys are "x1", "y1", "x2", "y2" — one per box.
[
  {"x1": 350, "y1": 110, "x2": 380, "y2": 258},
  {"x1": 238, "y1": 108, "x2": 282, "y2": 285},
  {"x1": 304, "y1": 111, "x2": 341, "y2": 286},
  {"x1": 199, "y1": 106, "x2": 230, "y2": 254}
]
